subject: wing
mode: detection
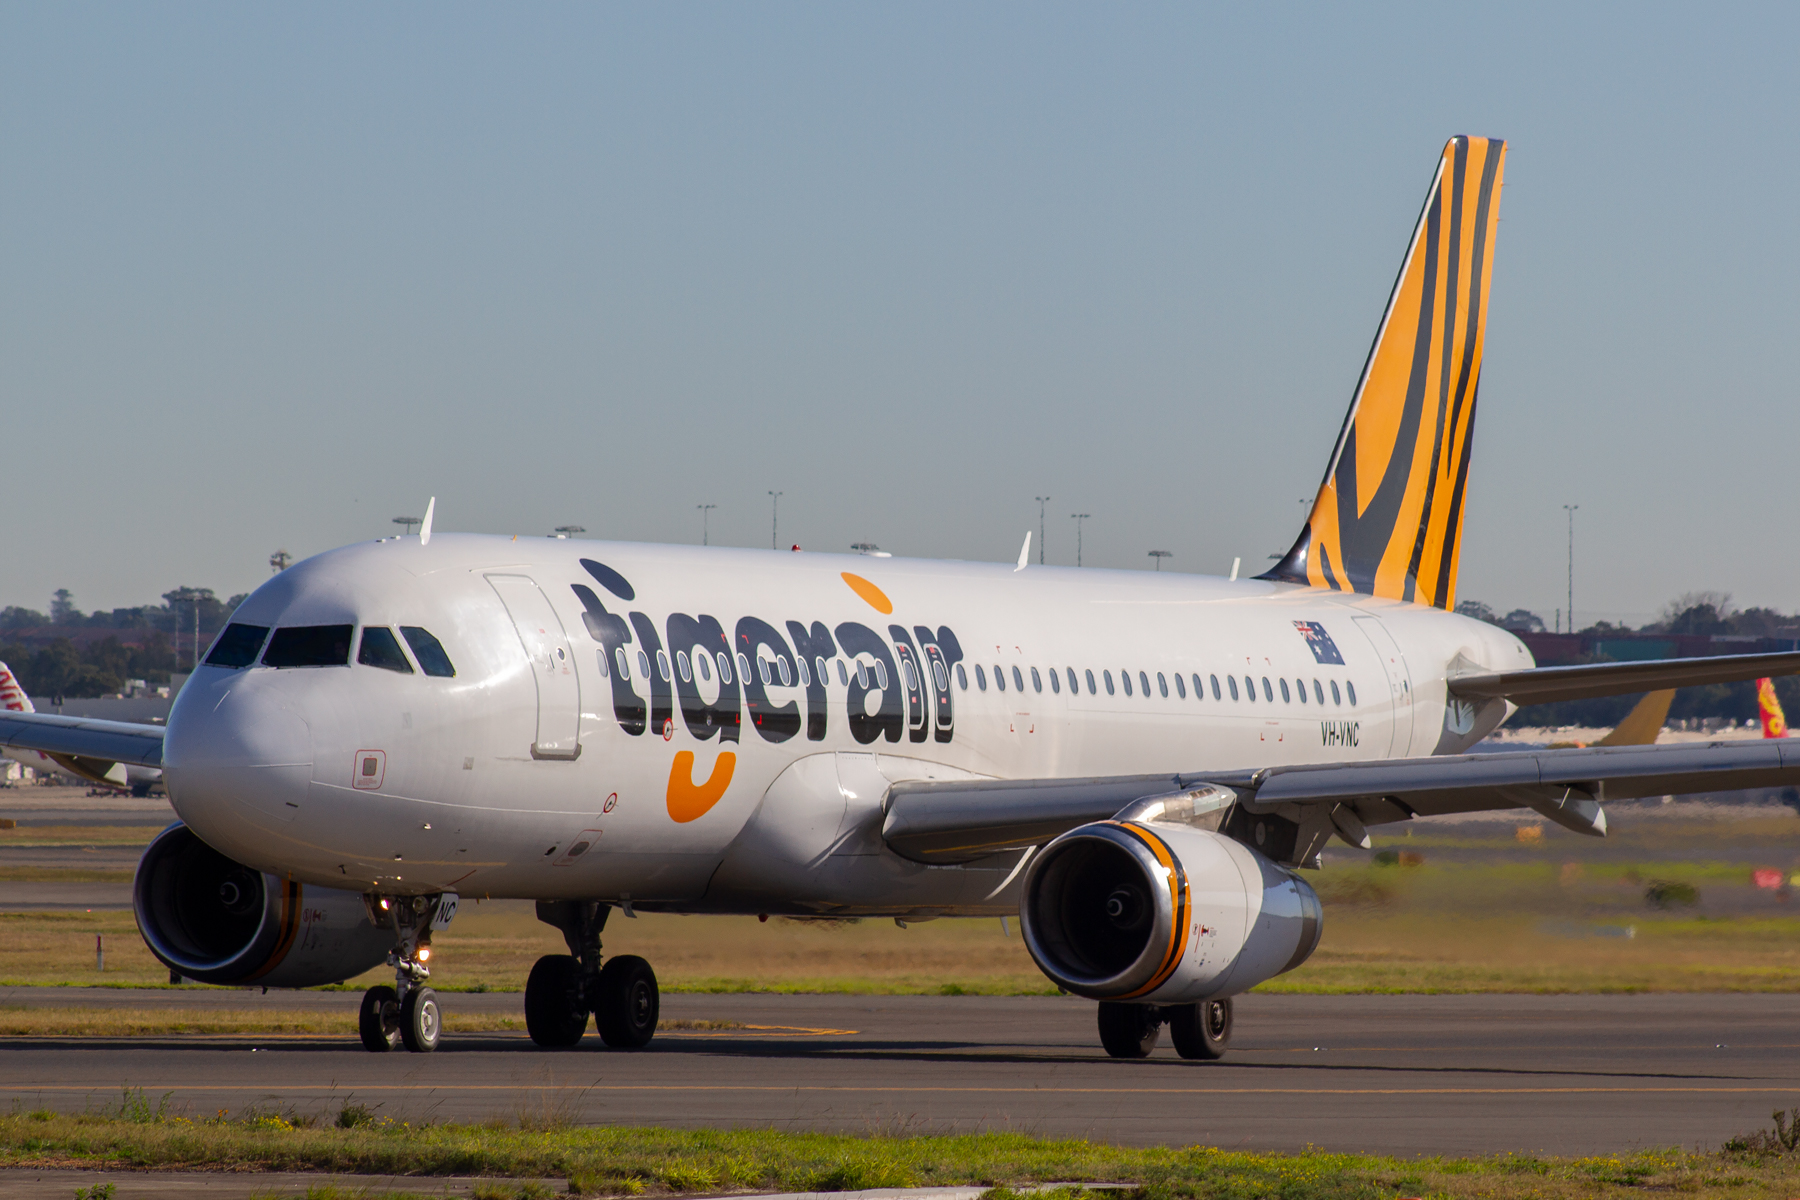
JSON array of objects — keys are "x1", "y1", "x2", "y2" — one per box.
[
  {"x1": 0, "y1": 711, "x2": 166, "y2": 786},
  {"x1": 1449, "y1": 649, "x2": 1800, "y2": 706},
  {"x1": 883, "y1": 738, "x2": 1800, "y2": 866}
]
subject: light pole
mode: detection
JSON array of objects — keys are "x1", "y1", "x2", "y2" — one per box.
[
  {"x1": 1562, "y1": 504, "x2": 1579, "y2": 634},
  {"x1": 1035, "y1": 497, "x2": 1050, "y2": 565},
  {"x1": 392, "y1": 516, "x2": 421, "y2": 537},
  {"x1": 1148, "y1": 550, "x2": 1172, "y2": 572},
  {"x1": 164, "y1": 587, "x2": 215, "y2": 672},
  {"x1": 1070, "y1": 514, "x2": 1090, "y2": 567},
  {"x1": 697, "y1": 504, "x2": 716, "y2": 546},
  {"x1": 768, "y1": 492, "x2": 784, "y2": 550}
]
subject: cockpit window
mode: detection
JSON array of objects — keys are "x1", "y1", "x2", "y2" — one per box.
[
  {"x1": 400, "y1": 626, "x2": 456, "y2": 678},
  {"x1": 262, "y1": 625, "x2": 353, "y2": 668},
  {"x1": 205, "y1": 623, "x2": 269, "y2": 669},
  {"x1": 357, "y1": 627, "x2": 415, "y2": 674}
]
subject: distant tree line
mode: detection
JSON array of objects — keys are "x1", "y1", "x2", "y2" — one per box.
[{"x1": 0, "y1": 586, "x2": 247, "y2": 698}]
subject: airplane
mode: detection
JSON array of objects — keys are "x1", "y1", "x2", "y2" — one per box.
[
  {"x1": 1544, "y1": 689, "x2": 1675, "y2": 749},
  {"x1": 0, "y1": 662, "x2": 163, "y2": 794},
  {"x1": 3, "y1": 136, "x2": 1798, "y2": 1062}
]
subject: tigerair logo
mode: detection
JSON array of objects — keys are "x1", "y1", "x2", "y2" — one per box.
[
  {"x1": 1321, "y1": 720, "x2": 1359, "y2": 748},
  {"x1": 569, "y1": 560, "x2": 964, "y2": 824}
]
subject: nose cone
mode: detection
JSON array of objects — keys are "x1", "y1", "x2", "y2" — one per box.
[{"x1": 164, "y1": 670, "x2": 314, "y2": 862}]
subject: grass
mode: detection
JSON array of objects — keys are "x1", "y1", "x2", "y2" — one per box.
[
  {"x1": 8, "y1": 1102, "x2": 1800, "y2": 1198},
  {"x1": 0, "y1": 823, "x2": 161, "y2": 846}
]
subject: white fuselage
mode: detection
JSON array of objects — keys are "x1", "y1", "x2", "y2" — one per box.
[{"x1": 162, "y1": 535, "x2": 1530, "y2": 916}]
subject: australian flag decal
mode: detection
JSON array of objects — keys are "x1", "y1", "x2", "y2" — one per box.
[{"x1": 1294, "y1": 621, "x2": 1345, "y2": 665}]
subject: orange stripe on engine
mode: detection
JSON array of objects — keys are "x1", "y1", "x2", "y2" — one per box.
[
  {"x1": 243, "y1": 880, "x2": 303, "y2": 983},
  {"x1": 1112, "y1": 823, "x2": 1190, "y2": 1001}
]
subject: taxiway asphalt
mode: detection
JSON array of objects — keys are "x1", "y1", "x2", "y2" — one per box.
[{"x1": 3, "y1": 988, "x2": 1798, "y2": 1155}]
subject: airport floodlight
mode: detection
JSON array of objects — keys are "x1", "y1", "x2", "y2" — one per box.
[
  {"x1": 1035, "y1": 497, "x2": 1051, "y2": 564},
  {"x1": 768, "y1": 492, "x2": 784, "y2": 550},
  {"x1": 1149, "y1": 550, "x2": 1173, "y2": 571},
  {"x1": 1563, "y1": 504, "x2": 1579, "y2": 633},
  {"x1": 697, "y1": 504, "x2": 717, "y2": 546},
  {"x1": 1070, "y1": 514, "x2": 1091, "y2": 567},
  {"x1": 553, "y1": 525, "x2": 586, "y2": 539},
  {"x1": 269, "y1": 549, "x2": 292, "y2": 574},
  {"x1": 393, "y1": 516, "x2": 422, "y2": 537}
]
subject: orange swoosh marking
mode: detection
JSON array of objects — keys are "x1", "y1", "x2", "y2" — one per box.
[
  {"x1": 841, "y1": 572, "x2": 893, "y2": 614},
  {"x1": 667, "y1": 750, "x2": 736, "y2": 823}
]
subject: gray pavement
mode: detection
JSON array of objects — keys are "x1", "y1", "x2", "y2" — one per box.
[{"x1": 4, "y1": 989, "x2": 1800, "y2": 1156}]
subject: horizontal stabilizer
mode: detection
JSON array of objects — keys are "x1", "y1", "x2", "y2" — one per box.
[
  {"x1": 0, "y1": 711, "x2": 166, "y2": 768},
  {"x1": 1449, "y1": 650, "x2": 1800, "y2": 706}
]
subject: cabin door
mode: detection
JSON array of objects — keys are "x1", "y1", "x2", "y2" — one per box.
[{"x1": 488, "y1": 574, "x2": 582, "y2": 760}]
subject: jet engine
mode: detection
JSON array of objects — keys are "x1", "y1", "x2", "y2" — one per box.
[
  {"x1": 1019, "y1": 787, "x2": 1321, "y2": 1003},
  {"x1": 134, "y1": 823, "x2": 391, "y2": 988}
]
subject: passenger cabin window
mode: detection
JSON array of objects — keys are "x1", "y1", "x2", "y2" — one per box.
[
  {"x1": 700, "y1": 653, "x2": 714, "y2": 682},
  {"x1": 615, "y1": 648, "x2": 630, "y2": 678},
  {"x1": 677, "y1": 650, "x2": 693, "y2": 683},
  {"x1": 1228, "y1": 675, "x2": 1239, "y2": 701},
  {"x1": 1067, "y1": 667, "x2": 1079, "y2": 693},
  {"x1": 1314, "y1": 679, "x2": 1324, "y2": 704},
  {"x1": 856, "y1": 660, "x2": 870, "y2": 688},
  {"x1": 816, "y1": 656, "x2": 829, "y2": 687},
  {"x1": 400, "y1": 627, "x2": 456, "y2": 678},
  {"x1": 1262, "y1": 677, "x2": 1274, "y2": 702},
  {"x1": 597, "y1": 649, "x2": 611, "y2": 678},
  {"x1": 875, "y1": 661, "x2": 889, "y2": 689},
  {"x1": 1210, "y1": 674, "x2": 1221, "y2": 700},
  {"x1": 657, "y1": 651, "x2": 672, "y2": 682},
  {"x1": 1012, "y1": 666, "x2": 1025, "y2": 692},
  {"x1": 1347, "y1": 681, "x2": 1358, "y2": 706},
  {"x1": 1048, "y1": 667, "x2": 1060, "y2": 694},
  {"x1": 1120, "y1": 671, "x2": 1132, "y2": 696},
  {"x1": 358, "y1": 627, "x2": 414, "y2": 674},
  {"x1": 975, "y1": 664, "x2": 987, "y2": 691},
  {"x1": 1031, "y1": 667, "x2": 1043, "y2": 693},
  {"x1": 1294, "y1": 677, "x2": 1306, "y2": 703},
  {"x1": 206, "y1": 623, "x2": 269, "y2": 669},
  {"x1": 932, "y1": 661, "x2": 948, "y2": 691},
  {"x1": 956, "y1": 663, "x2": 969, "y2": 690},
  {"x1": 1279, "y1": 678, "x2": 1291, "y2": 703},
  {"x1": 263, "y1": 625, "x2": 353, "y2": 668},
  {"x1": 836, "y1": 659, "x2": 848, "y2": 686},
  {"x1": 1103, "y1": 670, "x2": 1115, "y2": 695},
  {"x1": 1330, "y1": 680, "x2": 1342, "y2": 705},
  {"x1": 1245, "y1": 675, "x2": 1257, "y2": 702},
  {"x1": 1140, "y1": 670, "x2": 1152, "y2": 697},
  {"x1": 1174, "y1": 673, "x2": 1185, "y2": 699},
  {"x1": 1086, "y1": 669, "x2": 1097, "y2": 694},
  {"x1": 993, "y1": 664, "x2": 1005, "y2": 691}
]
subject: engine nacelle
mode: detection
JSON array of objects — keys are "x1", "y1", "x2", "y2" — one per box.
[
  {"x1": 134, "y1": 823, "x2": 392, "y2": 988},
  {"x1": 1019, "y1": 789, "x2": 1321, "y2": 1003}
]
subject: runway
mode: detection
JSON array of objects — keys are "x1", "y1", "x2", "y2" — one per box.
[{"x1": 4, "y1": 988, "x2": 1799, "y2": 1155}]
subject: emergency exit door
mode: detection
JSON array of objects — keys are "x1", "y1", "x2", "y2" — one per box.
[{"x1": 487, "y1": 575, "x2": 582, "y2": 759}]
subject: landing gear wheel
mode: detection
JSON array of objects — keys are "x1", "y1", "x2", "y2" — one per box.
[
  {"x1": 525, "y1": 954, "x2": 588, "y2": 1048},
  {"x1": 1169, "y1": 997, "x2": 1232, "y2": 1061},
  {"x1": 593, "y1": 955, "x2": 659, "y2": 1048},
  {"x1": 358, "y1": 985, "x2": 403, "y2": 1053},
  {"x1": 1097, "y1": 1001, "x2": 1161, "y2": 1059},
  {"x1": 400, "y1": 986, "x2": 441, "y2": 1053}
]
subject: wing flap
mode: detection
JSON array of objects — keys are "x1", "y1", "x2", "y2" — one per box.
[
  {"x1": 0, "y1": 711, "x2": 166, "y2": 768},
  {"x1": 1449, "y1": 650, "x2": 1800, "y2": 706},
  {"x1": 882, "y1": 740, "x2": 1799, "y2": 864}
]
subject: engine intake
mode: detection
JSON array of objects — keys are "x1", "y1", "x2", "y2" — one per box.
[
  {"x1": 134, "y1": 823, "x2": 391, "y2": 988},
  {"x1": 1020, "y1": 789, "x2": 1322, "y2": 1003}
]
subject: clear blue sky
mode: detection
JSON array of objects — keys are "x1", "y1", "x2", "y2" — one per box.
[{"x1": 4, "y1": 3, "x2": 1794, "y2": 627}]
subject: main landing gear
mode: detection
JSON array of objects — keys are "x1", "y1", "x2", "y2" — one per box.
[
  {"x1": 360, "y1": 894, "x2": 444, "y2": 1053},
  {"x1": 1097, "y1": 997, "x2": 1232, "y2": 1061},
  {"x1": 525, "y1": 900, "x2": 660, "y2": 1050}
]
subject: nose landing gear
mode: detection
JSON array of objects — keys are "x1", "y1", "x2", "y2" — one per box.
[
  {"x1": 359, "y1": 893, "x2": 447, "y2": 1054},
  {"x1": 527, "y1": 901, "x2": 661, "y2": 1049},
  {"x1": 1096, "y1": 997, "x2": 1233, "y2": 1061}
]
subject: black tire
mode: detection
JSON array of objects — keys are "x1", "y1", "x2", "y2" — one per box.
[
  {"x1": 525, "y1": 954, "x2": 588, "y2": 1048},
  {"x1": 1096, "y1": 1001, "x2": 1161, "y2": 1059},
  {"x1": 359, "y1": 985, "x2": 403, "y2": 1053},
  {"x1": 593, "y1": 955, "x2": 659, "y2": 1048},
  {"x1": 1169, "y1": 998, "x2": 1232, "y2": 1061},
  {"x1": 400, "y1": 986, "x2": 441, "y2": 1053}
]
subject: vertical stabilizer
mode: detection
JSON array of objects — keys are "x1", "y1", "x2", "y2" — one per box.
[
  {"x1": 1759, "y1": 678, "x2": 1789, "y2": 738},
  {"x1": 1263, "y1": 136, "x2": 1506, "y2": 609},
  {"x1": 0, "y1": 663, "x2": 33, "y2": 713}
]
